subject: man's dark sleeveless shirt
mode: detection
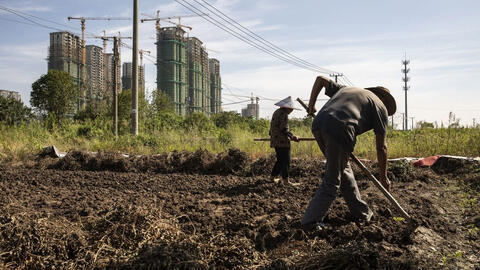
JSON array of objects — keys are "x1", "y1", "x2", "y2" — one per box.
[{"x1": 312, "y1": 81, "x2": 388, "y2": 152}]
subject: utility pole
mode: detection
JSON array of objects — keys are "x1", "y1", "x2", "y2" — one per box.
[
  {"x1": 391, "y1": 116, "x2": 394, "y2": 129},
  {"x1": 139, "y1": 49, "x2": 150, "y2": 99},
  {"x1": 102, "y1": 30, "x2": 108, "y2": 104},
  {"x1": 411, "y1": 117, "x2": 415, "y2": 130},
  {"x1": 255, "y1": 96, "x2": 260, "y2": 120},
  {"x1": 132, "y1": 0, "x2": 139, "y2": 135},
  {"x1": 401, "y1": 113, "x2": 405, "y2": 130},
  {"x1": 329, "y1": 73, "x2": 343, "y2": 83},
  {"x1": 402, "y1": 55, "x2": 410, "y2": 130},
  {"x1": 473, "y1": 118, "x2": 476, "y2": 128},
  {"x1": 112, "y1": 37, "x2": 119, "y2": 137}
]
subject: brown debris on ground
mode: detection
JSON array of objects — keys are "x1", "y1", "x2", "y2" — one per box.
[
  {"x1": 0, "y1": 150, "x2": 479, "y2": 269},
  {"x1": 45, "y1": 148, "x2": 250, "y2": 175}
]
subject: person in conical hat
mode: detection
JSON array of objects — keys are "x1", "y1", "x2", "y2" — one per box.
[
  {"x1": 301, "y1": 75, "x2": 397, "y2": 231},
  {"x1": 269, "y1": 96, "x2": 300, "y2": 185}
]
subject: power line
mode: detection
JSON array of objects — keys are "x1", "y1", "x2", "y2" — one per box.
[
  {"x1": 193, "y1": 0, "x2": 337, "y2": 75},
  {"x1": 0, "y1": 16, "x2": 38, "y2": 27},
  {"x1": 174, "y1": 0, "x2": 339, "y2": 75},
  {"x1": 222, "y1": 100, "x2": 250, "y2": 106},
  {"x1": 343, "y1": 75, "x2": 354, "y2": 86},
  {"x1": 0, "y1": 6, "x2": 65, "y2": 32},
  {"x1": 0, "y1": 5, "x2": 79, "y2": 32}
]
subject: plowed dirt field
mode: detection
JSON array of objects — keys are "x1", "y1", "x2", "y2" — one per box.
[{"x1": 0, "y1": 150, "x2": 478, "y2": 269}]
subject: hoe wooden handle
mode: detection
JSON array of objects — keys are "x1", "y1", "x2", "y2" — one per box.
[
  {"x1": 349, "y1": 154, "x2": 411, "y2": 219},
  {"x1": 253, "y1": 138, "x2": 316, "y2": 142}
]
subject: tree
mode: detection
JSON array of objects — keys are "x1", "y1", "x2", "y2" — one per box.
[
  {"x1": 30, "y1": 70, "x2": 78, "y2": 121},
  {"x1": 108, "y1": 89, "x2": 148, "y2": 132},
  {"x1": 150, "y1": 89, "x2": 174, "y2": 114},
  {"x1": 0, "y1": 95, "x2": 32, "y2": 125}
]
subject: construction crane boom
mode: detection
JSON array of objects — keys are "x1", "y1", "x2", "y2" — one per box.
[
  {"x1": 141, "y1": 10, "x2": 207, "y2": 32},
  {"x1": 68, "y1": 16, "x2": 130, "y2": 21},
  {"x1": 140, "y1": 13, "x2": 205, "y2": 23},
  {"x1": 165, "y1": 19, "x2": 192, "y2": 30}
]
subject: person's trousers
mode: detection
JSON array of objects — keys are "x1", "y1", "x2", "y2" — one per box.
[
  {"x1": 301, "y1": 129, "x2": 371, "y2": 225},
  {"x1": 271, "y1": 147, "x2": 290, "y2": 179}
]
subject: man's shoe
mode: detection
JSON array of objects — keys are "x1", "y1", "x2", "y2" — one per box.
[
  {"x1": 270, "y1": 176, "x2": 279, "y2": 183},
  {"x1": 279, "y1": 178, "x2": 301, "y2": 186}
]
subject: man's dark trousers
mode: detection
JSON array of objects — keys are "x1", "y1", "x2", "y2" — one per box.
[{"x1": 301, "y1": 129, "x2": 372, "y2": 225}]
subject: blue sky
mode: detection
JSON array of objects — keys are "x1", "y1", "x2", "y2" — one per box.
[{"x1": 0, "y1": 0, "x2": 479, "y2": 127}]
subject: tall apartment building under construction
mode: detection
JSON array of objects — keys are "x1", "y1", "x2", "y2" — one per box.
[
  {"x1": 156, "y1": 27, "x2": 222, "y2": 116},
  {"x1": 156, "y1": 27, "x2": 188, "y2": 116},
  {"x1": 209, "y1": 58, "x2": 221, "y2": 114},
  {"x1": 104, "y1": 53, "x2": 115, "y2": 102},
  {"x1": 122, "y1": 62, "x2": 145, "y2": 96},
  {"x1": 48, "y1": 31, "x2": 84, "y2": 109},
  {"x1": 187, "y1": 37, "x2": 210, "y2": 114},
  {"x1": 86, "y1": 45, "x2": 104, "y2": 104}
]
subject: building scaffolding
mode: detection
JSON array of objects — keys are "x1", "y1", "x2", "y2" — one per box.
[
  {"x1": 48, "y1": 31, "x2": 84, "y2": 111},
  {"x1": 156, "y1": 26, "x2": 188, "y2": 116},
  {"x1": 209, "y1": 58, "x2": 221, "y2": 113},
  {"x1": 86, "y1": 45, "x2": 104, "y2": 104}
]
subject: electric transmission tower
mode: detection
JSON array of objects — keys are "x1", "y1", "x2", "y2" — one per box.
[{"x1": 402, "y1": 56, "x2": 410, "y2": 130}]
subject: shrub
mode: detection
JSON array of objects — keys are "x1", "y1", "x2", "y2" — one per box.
[{"x1": 0, "y1": 95, "x2": 32, "y2": 125}]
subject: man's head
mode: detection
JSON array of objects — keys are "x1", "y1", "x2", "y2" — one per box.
[{"x1": 365, "y1": 86, "x2": 397, "y2": 116}]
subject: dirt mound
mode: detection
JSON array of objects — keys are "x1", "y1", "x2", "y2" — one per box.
[
  {"x1": 431, "y1": 156, "x2": 480, "y2": 174},
  {"x1": 52, "y1": 150, "x2": 130, "y2": 172},
  {"x1": 43, "y1": 149, "x2": 441, "y2": 183},
  {"x1": 48, "y1": 148, "x2": 250, "y2": 175},
  {"x1": 211, "y1": 148, "x2": 250, "y2": 175}
]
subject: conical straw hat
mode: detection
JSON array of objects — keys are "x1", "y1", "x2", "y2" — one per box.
[{"x1": 274, "y1": 96, "x2": 300, "y2": 110}]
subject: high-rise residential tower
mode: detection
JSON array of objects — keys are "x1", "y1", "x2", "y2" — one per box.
[
  {"x1": 156, "y1": 27, "x2": 187, "y2": 116},
  {"x1": 48, "y1": 31, "x2": 84, "y2": 109},
  {"x1": 209, "y1": 58, "x2": 221, "y2": 114},
  {"x1": 86, "y1": 45, "x2": 104, "y2": 103}
]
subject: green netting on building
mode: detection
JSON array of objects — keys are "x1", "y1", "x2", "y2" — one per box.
[{"x1": 157, "y1": 35, "x2": 187, "y2": 116}]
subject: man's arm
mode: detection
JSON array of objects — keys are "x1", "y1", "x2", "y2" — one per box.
[
  {"x1": 307, "y1": 76, "x2": 330, "y2": 115},
  {"x1": 375, "y1": 134, "x2": 391, "y2": 191}
]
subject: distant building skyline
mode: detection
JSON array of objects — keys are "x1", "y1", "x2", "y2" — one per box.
[
  {"x1": 121, "y1": 62, "x2": 145, "y2": 96},
  {"x1": 242, "y1": 100, "x2": 259, "y2": 120},
  {"x1": 0, "y1": 89, "x2": 21, "y2": 101},
  {"x1": 86, "y1": 45, "x2": 104, "y2": 103}
]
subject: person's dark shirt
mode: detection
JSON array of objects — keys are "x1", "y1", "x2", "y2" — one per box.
[
  {"x1": 312, "y1": 81, "x2": 388, "y2": 152},
  {"x1": 270, "y1": 108, "x2": 294, "y2": 148}
]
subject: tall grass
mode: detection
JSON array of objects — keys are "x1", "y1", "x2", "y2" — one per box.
[{"x1": 1, "y1": 115, "x2": 479, "y2": 163}]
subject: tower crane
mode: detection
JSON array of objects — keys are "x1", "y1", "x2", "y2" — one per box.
[
  {"x1": 67, "y1": 16, "x2": 130, "y2": 109},
  {"x1": 140, "y1": 11, "x2": 206, "y2": 32},
  {"x1": 139, "y1": 49, "x2": 151, "y2": 67}
]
